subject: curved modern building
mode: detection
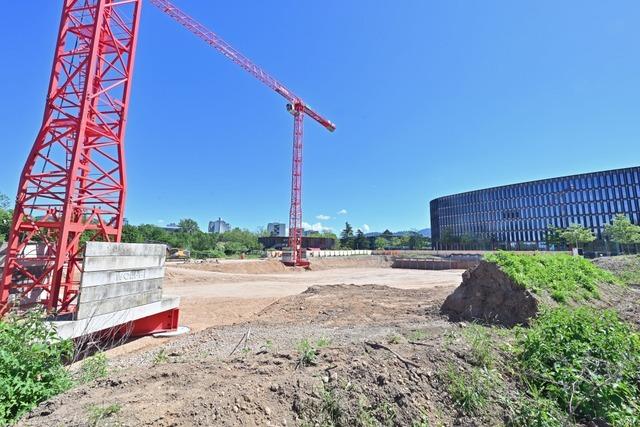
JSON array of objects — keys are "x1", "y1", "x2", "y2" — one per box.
[{"x1": 430, "y1": 166, "x2": 640, "y2": 250}]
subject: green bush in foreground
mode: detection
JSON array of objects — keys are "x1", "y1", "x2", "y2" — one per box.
[
  {"x1": 516, "y1": 307, "x2": 640, "y2": 426},
  {"x1": 0, "y1": 311, "x2": 73, "y2": 425},
  {"x1": 485, "y1": 252, "x2": 618, "y2": 302}
]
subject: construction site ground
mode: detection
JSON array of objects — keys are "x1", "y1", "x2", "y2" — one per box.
[{"x1": 21, "y1": 256, "x2": 496, "y2": 426}]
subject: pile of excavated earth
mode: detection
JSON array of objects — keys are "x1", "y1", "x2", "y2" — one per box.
[{"x1": 19, "y1": 256, "x2": 640, "y2": 426}]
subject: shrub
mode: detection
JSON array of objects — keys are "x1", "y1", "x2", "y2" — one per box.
[
  {"x1": 78, "y1": 352, "x2": 108, "y2": 384},
  {"x1": 485, "y1": 252, "x2": 618, "y2": 302},
  {"x1": 516, "y1": 307, "x2": 640, "y2": 425},
  {"x1": 0, "y1": 311, "x2": 73, "y2": 425}
]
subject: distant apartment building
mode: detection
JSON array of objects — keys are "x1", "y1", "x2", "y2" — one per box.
[
  {"x1": 267, "y1": 222, "x2": 287, "y2": 237},
  {"x1": 209, "y1": 218, "x2": 231, "y2": 234}
]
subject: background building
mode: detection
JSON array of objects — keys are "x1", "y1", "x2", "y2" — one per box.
[
  {"x1": 267, "y1": 222, "x2": 287, "y2": 237},
  {"x1": 208, "y1": 217, "x2": 231, "y2": 234},
  {"x1": 430, "y1": 166, "x2": 640, "y2": 250}
]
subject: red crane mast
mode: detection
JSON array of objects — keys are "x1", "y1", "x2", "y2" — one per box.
[
  {"x1": 149, "y1": 0, "x2": 336, "y2": 267},
  {"x1": 0, "y1": 0, "x2": 141, "y2": 315}
]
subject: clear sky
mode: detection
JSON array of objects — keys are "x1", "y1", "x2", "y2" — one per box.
[{"x1": 1, "y1": 1, "x2": 639, "y2": 233}]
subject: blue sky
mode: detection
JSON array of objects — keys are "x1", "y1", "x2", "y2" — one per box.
[{"x1": 1, "y1": 1, "x2": 639, "y2": 233}]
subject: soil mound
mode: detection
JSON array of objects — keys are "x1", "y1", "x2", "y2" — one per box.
[
  {"x1": 256, "y1": 284, "x2": 450, "y2": 326},
  {"x1": 440, "y1": 261, "x2": 539, "y2": 326}
]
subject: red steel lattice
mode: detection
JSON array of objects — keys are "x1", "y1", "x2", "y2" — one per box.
[{"x1": 0, "y1": 0, "x2": 141, "y2": 315}]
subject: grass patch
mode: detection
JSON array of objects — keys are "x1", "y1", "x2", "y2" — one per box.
[
  {"x1": 0, "y1": 311, "x2": 73, "y2": 425},
  {"x1": 485, "y1": 252, "x2": 619, "y2": 302},
  {"x1": 444, "y1": 365, "x2": 491, "y2": 415},
  {"x1": 79, "y1": 352, "x2": 108, "y2": 384},
  {"x1": 406, "y1": 329, "x2": 427, "y2": 341},
  {"x1": 87, "y1": 403, "x2": 121, "y2": 426},
  {"x1": 515, "y1": 306, "x2": 640, "y2": 426},
  {"x1": 462, "y1": 324, "x2": 494, "y2": 368}
]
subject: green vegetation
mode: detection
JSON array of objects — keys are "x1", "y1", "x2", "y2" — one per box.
[
  {"x1": 605, "y1": 214, "x2": 640, "y2": 253},
  {"x1": 514, "y1": 307, "x2": 640, "y2": 426},
  {"x1": 444, "y1": 364, "x2": 491, "y2": 415},
  {"x1": 595, "y1": 254, "x2": 640, "y2": 285},
  {"x1": 78, "y1": 352, "x2": 108, "y2": 384},
  {"x1": 386, "y1": 333, "x2": 402, "y2": 344},
  {"x1": 297, "y1": 339, "x2": 318, "y2": 367},
  {"x1": 87, "y1": 403, "x2": 121, "y2": 426},
  {"x1": 485, "y1": 252, "x2": 618, "y2": 302},
  {"x1": 0, "y1": 192, "x2": 12, "y2": 242},
  {"x1": 122, "y1": 221, "x2": 262, "y2": 259},
  {"x1": 462, "y1": 324, "x2": 494, "y2": 369},
  {"x1": 152, "y1": 348, "x2": 169, "y2": 365},
  {"x1": 559, "y1": 223, "x2": 596, "y2": 248},
  {"x1": 0, "y1": 311, "x2": 73, "y2": 426},
  {"x1": 406, "y1": 329, "x2": 427, "y2": 341}
]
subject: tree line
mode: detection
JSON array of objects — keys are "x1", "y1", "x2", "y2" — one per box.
[{"x1": 338, "y1": 222, "x2": 429, "y2": 250}]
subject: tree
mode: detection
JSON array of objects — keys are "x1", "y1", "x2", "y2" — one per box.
[
  {"x1": 0, "y1": 192, "x2": 13, "y2": 242},
  {"x1": 408, "y1": 232, "x2": 427, "y2": 250},
  {"x1": 340, "y1": 222, "x2": 354, "y2": 249},
  {"x1": 374, "y1": 237, "x2": 387, "y2": 250},
  {"x1": 546, "y1": 225, "x2": 565, "y2": 248},
  {"x1": 0, "y1": 193, "x2": 10, "y2": 210},
  {"x1": 178, "y1": 218, "x2": 200, "y2": 234},
  {"x1": 354, "y1": 229, "x2": 369, "y2": 249},
  {"x1": 560, "y1": 223, "x2": 595, "y2": 249},
  {"x1": 381, "y1": 229, "x2": 393, "y2": 240},
  {"x1": 604, "y1": 214, "x2": 640, "y2": 253}
]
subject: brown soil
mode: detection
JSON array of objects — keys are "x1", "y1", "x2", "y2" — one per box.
[
  {"x1": 441, "y1": 261, "x2": 540, "y2": 327},
  {"x1": 22, "y1": 272, "x2": 525, "y2": 427}
]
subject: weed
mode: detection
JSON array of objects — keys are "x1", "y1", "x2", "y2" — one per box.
[
  {"x1": 505, "y1": 386, "x2": 567, "y2": 427},
  {"x1": 79, "y1": 352, "x2": 108, "y2": 384},
  {"x1": 463, "y1": 324, "x2": 494, "y2": 368},
  {"x1": 412, "y1": 414, "x2": 430, "y2": 427},
  {"x1": 297, "y1": 339, "x2": 318, "y2": 367},
  {"x1": 386, "y1": 333, "x2": 402, "y2": 344},
  {"x1": 316, "y1": 337, "x2": 331, "y2": 348},
  {"x1": 320, "y1": 386, "x2": 344, "y2": 426},
  {"x1": 87, "y1": 403, "x2": 121, "y2": 427},
  {"x1": 152, "y1": 348, "x2": 168, "y2": 365},
  {"x1": 357, "y1": 396, "x2": 377, "y2": 427},
  {"x1": 444, "y1": 364, "x2": 490, "y2": 415},
  {"x1": 406, "y1": 329, "x2": 427, "y2": 341}
]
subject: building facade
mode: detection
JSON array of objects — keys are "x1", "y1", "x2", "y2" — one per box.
[
  {"x1": 267, "y1": 222, "x2": 287, "y2": 237},
  {"x1": 208, "y1": 218, "x2": 231, "y2": 234},
  {"x1": 430, "y1": 166, "x2": 640, "y2": 250}
]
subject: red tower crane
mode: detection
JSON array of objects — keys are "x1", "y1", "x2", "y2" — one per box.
[
  {"x1": 1, "y1": 0, "x2": 141, "y2": 315},
  {"x1": 148, "y1": 0, "x2": 336, "y2": 267},
  {"x1": 1, "y1": 0, "x2": 333, "y2": 315}
]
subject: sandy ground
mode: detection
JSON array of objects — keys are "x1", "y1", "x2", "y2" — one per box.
[
  {"x1": 106, "y1": 259, "x2": 464, "y2": 358},
  {"x1": 164, "y1": 264, "x2": 465, "y2": 331}
]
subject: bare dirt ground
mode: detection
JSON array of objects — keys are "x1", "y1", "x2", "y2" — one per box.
[{"x1": 20, "y1": 258, "x2": 487, "y2": 426}]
